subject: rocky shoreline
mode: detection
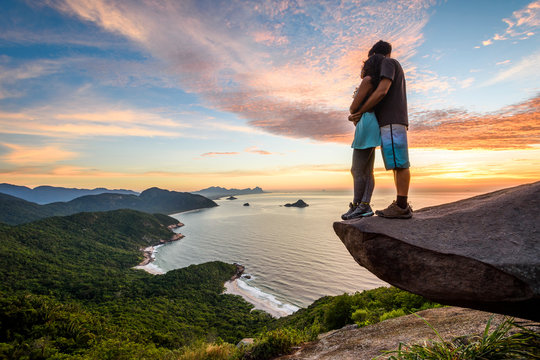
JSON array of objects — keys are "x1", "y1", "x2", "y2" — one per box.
[
  {"x1": 134, "y1": 221, "x2": 185, "y2": 274},
  {"x1": 230, "y1": 263, "x2": 246, "y2": 280}
]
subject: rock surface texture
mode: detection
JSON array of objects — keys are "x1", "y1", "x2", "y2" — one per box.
[
  {"x1": 334, "y1": 182, "x2": 540, "y2": 321},
  {"x1": 276, "y1": 307, "x2": 538, "y2": 360}
]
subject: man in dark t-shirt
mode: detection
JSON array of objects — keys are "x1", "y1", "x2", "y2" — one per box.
[{"x1": 349, "y1": 40, "x2": 412, "y2": 219}]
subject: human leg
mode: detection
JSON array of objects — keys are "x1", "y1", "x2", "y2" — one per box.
[
  {"x1": 360, "y1": 147, "x2": 376, "y2": 204},
  {"x1": 378, "y1": 125, "x2": 412, "y2": 218},
  {"x1": 351, "y1": 148, "x2": 373, "y2": 204},
  {"x1": 344, "y1": 148, "x2": 375, "y2": 219},
  {"x1": 395, "y1": 168, "x2": 410, "y2": 196}
]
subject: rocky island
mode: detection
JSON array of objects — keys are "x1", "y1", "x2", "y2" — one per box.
[{"x1": 284, "y1": 199, "x2": 309, "y2": 208}]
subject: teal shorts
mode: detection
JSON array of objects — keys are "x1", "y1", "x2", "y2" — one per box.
[{"x1": 380, "y1": 124, "x2": 410, "y2": 170}]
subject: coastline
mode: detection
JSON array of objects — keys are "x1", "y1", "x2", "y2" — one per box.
[
  {"x1": 133, "y1": 245, "x2": 165, "y2": 275},
  {"x1": 223, "y1": 278, "x2": 292, "y2": 318},
  {"x1": 134, "y1": 219, "x2": 298, "y2": 319},
  {"x1": 222, "y1": 263, "x2": 298, "y2": 318},
  {"x1": 133, "y1": 221, "x2": 184, "y2": 275}
]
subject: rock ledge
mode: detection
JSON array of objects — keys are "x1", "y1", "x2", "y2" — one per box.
[{"x1": 333, "y1": 182, "x2": 540, "y2": 320}]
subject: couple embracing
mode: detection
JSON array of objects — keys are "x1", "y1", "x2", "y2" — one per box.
[{"x1": 341, "y1": 40, "x2": 412, "y2": 220}]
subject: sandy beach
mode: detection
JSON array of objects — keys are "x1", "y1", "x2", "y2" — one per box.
[
  {"x1": 223, "y1": 278, "x2": 291, "y2": 318},
  {"x1": 134, "y1": 248, "x2": 291, "y2": 318},
  {"x1": 133, "y1": 222, "x2": 184, "y2": 275},
  {"x1": 133, "y1": 246, "x2": 165, "y2": 275}
]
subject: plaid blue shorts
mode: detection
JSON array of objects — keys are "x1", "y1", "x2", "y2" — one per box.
[{"x1": 380, "y1": 124, "x2": 410, "y2": 170}]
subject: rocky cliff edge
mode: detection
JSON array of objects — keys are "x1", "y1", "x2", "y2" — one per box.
[{"x1": 333, "y1": 182, "x2": 540, "y2": 321}]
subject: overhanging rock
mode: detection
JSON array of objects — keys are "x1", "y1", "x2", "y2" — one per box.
[{"x1": 333, "y1": 182, "x2": 540, "y2": 321}]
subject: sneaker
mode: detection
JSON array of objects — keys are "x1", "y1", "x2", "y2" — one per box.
[
  {"x1": 375, "y1": 201, "x2": 413, "y2": 219},
  {"x1": 341, "y1": 202, "x2": 358, "y2": 220},
  {"x1": 346, "y1": 203, "x2": 374, "y2": 219}
]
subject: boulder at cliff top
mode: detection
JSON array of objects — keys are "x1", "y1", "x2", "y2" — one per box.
[{"x1": 333, "y1": 182, "x2": 540, "y2": 321}]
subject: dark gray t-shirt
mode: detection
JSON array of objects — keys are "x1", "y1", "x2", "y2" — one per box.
[{"x1": 375, "y1": 58, "x2": 408, "y2": 127}]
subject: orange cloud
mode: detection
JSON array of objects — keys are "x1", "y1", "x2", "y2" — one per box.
[
  {"x1": 48, "y1": 0, "x2": 434, "y2": 140},
  {"x1": 245, "y1": 146, "x2": 273, "y2": 155},
  {"x1": 0, "y1": 109, "x2": 188, "y2": 138},
  {"x1": 1, "y1": 143, "x2": 77, "y2": 165},
  {"x1": 253, "y1": 30, "x2": 288, "y2": 46},
  {"x1": 409, "y1": 94, "x2": 540, "y2": 149},
  {"x1": 482, "y1": 0, "x2": 540, "y2": 45},
  {"x1": 200, "y1": 152, "x2": 240, "y2": 157}
]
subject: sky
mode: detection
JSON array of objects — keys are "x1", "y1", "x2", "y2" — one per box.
[{"x1": 0, "y1": 0, "x2": 539, "y2": 192}]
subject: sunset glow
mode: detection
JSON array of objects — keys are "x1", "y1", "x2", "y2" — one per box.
[{"x1": 1, "y1": 0, "x2": 539, "y2": 192}]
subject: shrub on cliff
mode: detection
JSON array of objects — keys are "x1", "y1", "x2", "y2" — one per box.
[
  {"x1": 275, "y1": 286, "x2": 440, "y2": 334},
  {"x1": 385, "y1": 317, "x2": 540, "y2": 360},
  {"x1": 323, "y1": 294, "x2": 353, "y2": 330},
  {"x1": 247, "y1": 328, "x2": 309, "y2": 360}
]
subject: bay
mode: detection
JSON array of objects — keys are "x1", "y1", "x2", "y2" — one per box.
[{"x1": 152, "y1": 190, "x2": 480, "y2": 314}]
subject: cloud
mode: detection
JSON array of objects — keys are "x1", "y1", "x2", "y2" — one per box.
[
  {"x1": 200, "y1": 146, "x2": 276, "y2": 157},
  {"x1": 482, "y1": 39, "x2": 493, "y2": 46},
  {"x1": 481, "y1": 0, "x2": 540, "y2": 45},
  {"x1": 46, "y1": 0, "x2": 436, "y2": 141},
  {"x1": 200, "y1": 152, "x2": 240, "y2": 157},
  {"x1": 408, "y1": 94, "x2": 540, "y2": 149},
  {"x1": 459, "y1": 77, "x2": 475, "y2": 88},
  {"x1": 406, "y1": 67, "x2": 453, "y2": 93},
  {"x1": 0, "y1": 108, "x2": 190, "y2": 138},
  {"x1": 1, "y1": 143, "x2": 77, "y2": 165},
  {"x1": 245, "y1": 146, "x2": 273, "y2": 155},
  {"x1": 483, "y1": 51, "x2": 540, "y2": 86},
  {"x1": 0, "y1": 59, "x2": 60, "y2": 99},
  {"x1": 253, "y1": 30, "x2": 289, "y2": 46},
  {"x1": 206, "y1": 122, "x2": 268, "y2": 135}
]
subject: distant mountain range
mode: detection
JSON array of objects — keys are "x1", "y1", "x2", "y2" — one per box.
[
  {"x1": 0, "y1": 187, "x2": 217, "y2": 225},
  {"x1": 0, "y1": 183, "x2": 139, "y2": 204},
  {"x1": 192, "y1": 186, "x2": 266, "y2": 199}
]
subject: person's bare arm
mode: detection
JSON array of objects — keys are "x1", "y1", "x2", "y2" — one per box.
[
  {"x1": 348, "y1": 78, "x2": 392, "y2": 122},
  {"x1": 349, "y1": 76, "x2": 373, "y2": 114},
  {"x1": 358, "y1": 78, "x2": 392, "y2": 113}
]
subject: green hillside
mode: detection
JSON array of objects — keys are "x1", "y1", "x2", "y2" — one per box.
[
  {"x1": 0, "y1": 208, "x2": 447, "y2": 360},
  {"x1": 0, "y1": 187, "x2": 217, "y2": 225},
  {"x1": 0, "y1": 210, "x2": 271, "y2": 359}
]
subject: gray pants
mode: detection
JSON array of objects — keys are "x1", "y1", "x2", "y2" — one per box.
[{"x1": 351, "y1": 148, "x2": 375, "y2": 204}]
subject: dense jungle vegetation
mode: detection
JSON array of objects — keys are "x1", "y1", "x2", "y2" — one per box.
[
  {"x1": 0, "y1": 209, "x2": 443, "y2": 359},
  {"x1": 0, "y1": 188, "x2": 216, "y2": 225}
]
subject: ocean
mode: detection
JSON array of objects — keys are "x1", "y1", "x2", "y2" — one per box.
[{"x1": 151, "y1": 190, "x2": 479, "y2": 316}]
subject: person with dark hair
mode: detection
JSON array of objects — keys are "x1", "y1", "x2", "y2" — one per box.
[
  {"x1": 349, "y1": 40, "x2": 412, "y2": 219},
  {"x1": 341, "y1": 54, "x2": 385, "y2": 220},
  {"x1": 368, "y1": 40, "x2": 392, "y2": 57}
]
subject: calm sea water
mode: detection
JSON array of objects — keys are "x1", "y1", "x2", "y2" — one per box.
[{"x1": 152, "y1": 190, "x2": 479, "y2": 314}]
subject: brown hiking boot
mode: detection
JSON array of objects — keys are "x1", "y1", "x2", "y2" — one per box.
[{"x1": 375, "y1": 201, "x2": 413, "y2": 219}]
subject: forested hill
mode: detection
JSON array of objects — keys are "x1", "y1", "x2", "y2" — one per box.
[
  {"x1": 0, "y1": 187, "x2": 217, "y2": 225},
  {"x1": 0, "y1": 209, "x2": 272, "y2": 358},
  {"x1": 0, "y1": 183, "x2": 138, "y2": 204},
  {"x1": 193, "y1": 186, "x2": 265, "y2": 199},
  {"x1": 0, "y1": 208, "x2": 479, "y2": 360}
]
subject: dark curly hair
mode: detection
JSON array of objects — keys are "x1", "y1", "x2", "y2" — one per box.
[
  {"x1": 361, "y1": 54, "x2": 385, "y2": 88},
  {"x1": 368, "y1": 40, "x2": 392, "y2": 56}
]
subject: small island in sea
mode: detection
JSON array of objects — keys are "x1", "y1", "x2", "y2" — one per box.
[{"x1": 284, "y1": 199, "x2": 309, "y2": 208}]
